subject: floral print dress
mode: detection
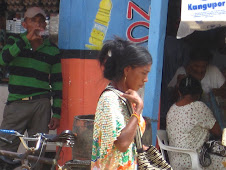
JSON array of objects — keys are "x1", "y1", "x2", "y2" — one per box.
[
  {"x1": 166, "y1": 101, "x2": 226, "y2": 170},
  {"x1": 91, "y1": 89, "x2": 145, "y2": 170}
]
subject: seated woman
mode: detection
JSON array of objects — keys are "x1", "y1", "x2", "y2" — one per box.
[{"x1": 166, "y1": 76, "x2": 225, "y2": 170}]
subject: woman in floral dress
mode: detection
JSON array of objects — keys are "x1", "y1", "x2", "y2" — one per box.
[
  {"x1": 91, "y1": 37, "x2": 152, "y2": 170},
  {"x1": 166, "y1": 76, "x2": 225, "y2": 170}
]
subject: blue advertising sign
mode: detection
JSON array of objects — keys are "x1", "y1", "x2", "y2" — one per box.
[{"x1": 59, "y1": 0, "x2": 151, "y2": 50}]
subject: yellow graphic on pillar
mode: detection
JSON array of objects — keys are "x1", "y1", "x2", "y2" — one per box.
[{"x1": 86, "y1": 0, "x2": 112, "y2": 50}]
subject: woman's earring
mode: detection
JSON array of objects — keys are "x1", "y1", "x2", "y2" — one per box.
[{"x1": 124, "y1": 76, "x2": 127, "y2": 84}]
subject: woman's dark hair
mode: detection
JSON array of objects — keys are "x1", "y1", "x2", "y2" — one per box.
[
  {"x1": 178, "y1": 76, "x2": 203, "y2": 96},
  {"x1": 98, "y1": 37, "x2": 152, "y2": 81}
]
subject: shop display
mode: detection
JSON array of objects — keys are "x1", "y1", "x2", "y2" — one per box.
[
  {"x1": 49, "y1": 14, "x2": 59, "y2": 44},
  {"x1": 23, "y1": 0, "x2": 40, "y2": 6},
  {"x1": 4, "y1": 0, "x2": 60, "y2": 37},
  {"x1": 42, "y1": 0, "x2": 59, "y2": 13},
  {"x1": 4, "y1": 0, "x2": 59, "y2": 13}
]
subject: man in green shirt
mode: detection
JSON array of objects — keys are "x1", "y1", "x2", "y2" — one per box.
[{"x1": 0, "y1": 6, "x2": 62, "y2": 165}]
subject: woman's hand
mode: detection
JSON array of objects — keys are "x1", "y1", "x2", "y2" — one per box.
[
  {"x1": 122, "y1": 89, "x2": 143, "y2": 114},
  {"x1": 143, "y1": 145, "x2": 149, "y2": 151}
]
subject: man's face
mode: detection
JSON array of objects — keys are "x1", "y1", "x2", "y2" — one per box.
[
  {"x1": 189, "y1": 60, "x2": 208, "y2": 81},
  {"x1": 23, "y1": 14, "x2": 46, "y2": 33}
]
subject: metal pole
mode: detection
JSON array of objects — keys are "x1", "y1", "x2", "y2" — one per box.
[{"x1": 144, "y1": 0, "x2": 169, "y2": 145}]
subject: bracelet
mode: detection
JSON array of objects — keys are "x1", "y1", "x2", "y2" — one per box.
[{"x1": 131, "y1": 113, "x2": 140, "y2": 123}]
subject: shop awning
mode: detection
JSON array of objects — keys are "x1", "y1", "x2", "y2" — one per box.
[{"x1": 177, "y1": 0, "x2": 226, "y2": 39}]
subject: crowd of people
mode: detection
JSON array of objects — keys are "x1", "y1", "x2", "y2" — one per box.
[
  {"x1": 164, "y1": 38, "x2": 226, "y2": 169},
  {"x1": 0, "y1": 5, "x2": 225, "y2": 170}
]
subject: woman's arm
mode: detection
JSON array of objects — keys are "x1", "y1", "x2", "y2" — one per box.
[
  {"x1": 114, "y1": 89, "x2": 143, "y2": 152},
  {"x1": 210, "y1": 121, "x2": 222, "y2": 138},
  {"x1": 114, "y1": 116, "x2": 139, "y2": 152}
]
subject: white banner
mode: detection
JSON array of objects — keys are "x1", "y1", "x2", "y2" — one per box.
[{"x1": 177, "y1": 0, "x2": 226, "y2": 38}]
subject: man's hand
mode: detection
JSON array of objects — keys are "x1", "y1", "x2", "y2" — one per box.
[
  {"x1": 26, "y1": 27, "x2": 44, "y2": 41},
  {"x1": 48, "y1": 117, "x2": 60, "y2": 130}
]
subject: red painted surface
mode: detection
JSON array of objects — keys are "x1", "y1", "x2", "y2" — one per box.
[{"x1": 57, "y1": 58, "x2": 109, "y2": 165}]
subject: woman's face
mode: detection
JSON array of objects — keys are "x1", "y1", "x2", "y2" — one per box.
[{"x1": 124, "y1": 64, "x2": 151, "y2": 91}]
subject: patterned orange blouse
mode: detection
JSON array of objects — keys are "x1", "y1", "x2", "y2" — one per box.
[{"x1": 91, "y1": 89, "x2": 145, "y2": 170}]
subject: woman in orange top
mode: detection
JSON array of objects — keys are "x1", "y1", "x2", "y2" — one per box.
[{"x1": 91, "y1": 37, "x2": 152, "y2": 170}]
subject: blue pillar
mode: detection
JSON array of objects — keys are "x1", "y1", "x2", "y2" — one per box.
[{"x1": 143, "y1": 0, "x2": 168, "y2": 145}]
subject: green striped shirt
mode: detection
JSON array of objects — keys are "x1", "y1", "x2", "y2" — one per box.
[{"x1": 0, "y1": 32, "x2": 62, "y2": 118}]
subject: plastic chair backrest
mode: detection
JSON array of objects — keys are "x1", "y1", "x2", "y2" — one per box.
[
  {"x1": 157, "y1": 130, "x2": 203, "y2": 170},
  {"x1": 157, "y1": 130, "x2": 169, "y2": 159}
]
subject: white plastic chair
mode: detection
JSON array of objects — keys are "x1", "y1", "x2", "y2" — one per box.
[{"x1": 157, "y1": 130, "x2": 202, "y2": 170}]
